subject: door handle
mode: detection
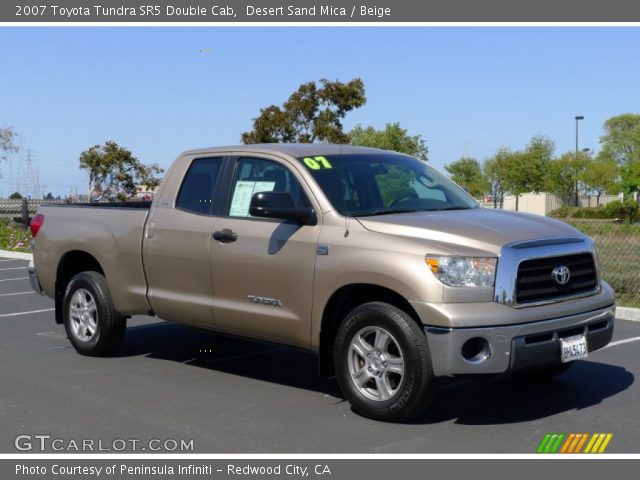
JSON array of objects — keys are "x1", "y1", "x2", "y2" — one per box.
[{"x1": 213, "y1": 228, "x2": 237, "y2": 243}]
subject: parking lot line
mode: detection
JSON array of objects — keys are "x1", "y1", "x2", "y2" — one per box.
[
  {"x1": 603, "y1": 336, "x2": 640, "y2": 349},
  {"x1": 0, "y1": 259, "x2": 26, "y2": 262},
  {"x1": 0, "y1": 267, "x2": 27, "y2": 271},
  {"x1": 0, "y1": 277, "x2": 29, "y2": 282},
  {"x1": 0, "y1": 308, "x2": 54, "y2": 318},
  {"x1": 0, "y1": 291, "x2": 35, "y2": 297}
]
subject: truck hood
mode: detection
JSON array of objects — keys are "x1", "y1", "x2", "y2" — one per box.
[{"x1": 356, "y1": 208, "x2": 583, "y2": 256}]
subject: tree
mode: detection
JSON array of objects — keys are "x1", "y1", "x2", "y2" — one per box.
[
  {"x1": 445, "y1": 157, "x2": 487, "y2": 197},
  {"x1": 79, "y1": 141, "x2": 163, "y2": 201},
  {"x1": 598, "y1": 114, "x2": 640, "y2": 194},
  {"x1": 9, "y1": 192, "x2": 22, "y2": 199},
  {"x1": 348, "y1": 122, "x2": 429, "y2": 161},
  {"x1": 581, "y1": 155, "x2": 620, "y2": 204},
  {"x1": 1, "y1": 126, "x2": 19, "y2": 162},
  {"x1": 501, "y1": 135, "x2": 554, "y2": 211},
  {"x1": 483, "y1": 148, "x2": 511, "y2": 209},
  {"x1": 241, "y1": 78, "x2": 366, "y2": 144},
  {"x1": 544, "y1": 150, "x2": 590, "y2": 196}
]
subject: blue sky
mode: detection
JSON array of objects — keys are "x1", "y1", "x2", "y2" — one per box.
[{"x1": 1, "y1": 27, "x2": 639, "y2": 197}]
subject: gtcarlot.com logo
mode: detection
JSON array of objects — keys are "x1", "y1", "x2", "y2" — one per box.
[
  {"x1": 14, "y1": 435, "x2": 194, "y2": 452},
  {"x1": 537, "y1": 433, "x2": 613, "y2": 454}
]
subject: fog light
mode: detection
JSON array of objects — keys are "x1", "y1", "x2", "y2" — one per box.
[{"x1": 461, "y1": 337, "x2": 491, "y2": 364}]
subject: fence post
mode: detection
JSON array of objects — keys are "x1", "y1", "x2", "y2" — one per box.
[{"x1": 20, "y1": 198, "x2": 29, "y2": 228}]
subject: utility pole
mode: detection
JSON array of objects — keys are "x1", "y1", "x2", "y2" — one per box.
[{"x1": 574, "y1": 116, "x2": 584, "y2": 207}]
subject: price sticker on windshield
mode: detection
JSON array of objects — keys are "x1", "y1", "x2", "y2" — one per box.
[{"x1": 303, "y1": 156, "x2": 333, "y2": 170}]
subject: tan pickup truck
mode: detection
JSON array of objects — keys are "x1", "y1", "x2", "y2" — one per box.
[{"x1": 29, "y1": 144, "x2": 616, "y2": 421}]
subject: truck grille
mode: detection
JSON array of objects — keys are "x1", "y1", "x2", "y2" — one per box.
[{"x1": 515, "y1": 253, "x2": 598, "y2": 304}]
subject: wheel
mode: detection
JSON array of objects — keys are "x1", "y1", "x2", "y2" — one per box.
[
  {"x1": 62, "y1": 271, "x2": 126, "y2": 356},
  {"x1": 334, "y1": 302, "x2": 436, "y2": 422},
  {"x1": 517, "y1": 362, "x2": 573, "y2": 380}
]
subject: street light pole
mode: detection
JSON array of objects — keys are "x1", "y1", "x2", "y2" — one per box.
[{"x1": 575, "y1": 115, "x2": 584, "y2": 207}]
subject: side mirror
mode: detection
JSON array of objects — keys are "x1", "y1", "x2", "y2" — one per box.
[{"x1": 249, "y1": 191, "x2": 316, "y2": 225}]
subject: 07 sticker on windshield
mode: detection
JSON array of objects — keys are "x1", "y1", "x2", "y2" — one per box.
[{"x1": 303, "y1": 156, "x2": 333, "y2": 170}]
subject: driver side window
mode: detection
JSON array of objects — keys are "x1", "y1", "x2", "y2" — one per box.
[{"x1": 228, "y1": 157, "x2": 310, "y2": 218}]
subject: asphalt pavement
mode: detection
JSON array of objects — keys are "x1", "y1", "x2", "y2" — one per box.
[{"x1": 1, "y1": 256, "x2": 638, "y2": 453}]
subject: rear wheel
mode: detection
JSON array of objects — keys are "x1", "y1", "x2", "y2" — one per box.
[
  {"x1": 334, "y1": 302, "x2": 437, "y2": 422},
  {"x1": 63, "y1": 271, "x2": 126, "y2": 356}
]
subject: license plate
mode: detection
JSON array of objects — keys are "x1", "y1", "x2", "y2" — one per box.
[{"x1": 561, "y1": 335, "x2": 588, "y2": 363}]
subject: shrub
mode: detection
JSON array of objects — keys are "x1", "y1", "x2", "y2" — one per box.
[
  {"x1": 548, "y1": 205, "x2": 610, "y2": 219},
  {"x1": 604, "y1": 199, "x2": 640, "y2": 223}
]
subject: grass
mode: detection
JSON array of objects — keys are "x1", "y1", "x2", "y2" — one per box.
[
  {"x1": 562, "y1": 219, "x2": 640, "y2": 308},
  {"x1": 0, "y1": 219, "x2": 31, "y2": 253}
]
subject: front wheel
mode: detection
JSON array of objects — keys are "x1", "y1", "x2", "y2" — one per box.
[
  {"x1": 334, "y1": 302, "x2": 437, "y2": 422},
  {"x1": 63, "y1": 271, "x2": 126, "y2": 356}
]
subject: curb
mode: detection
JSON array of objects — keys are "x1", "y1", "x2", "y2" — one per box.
[
  {"x1": 0, "y1": 249, "x2": 32, "y2": 260},
  {"x1": 617, "y1": 307, "x2": 640, "y2": 322}
]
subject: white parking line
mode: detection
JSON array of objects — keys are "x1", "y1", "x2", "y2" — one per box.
[
  {"x1": 0, "y1": 267, "x2": 27, "y2": 271},
  {"x1": 0, "y1": 308, "x2": 54, "y2": 318},
  {"x1": 0, "y1": 277, "x2": 29, "y2": 282},
  {"x1": 0, "y1": 259, "x2": 26, "y2": 262},
  {"x1": 0, "y1": 291, "x2": 35, "y2": 297},
  {"x1": 603, "y1": 336, "x2": 640, "y2": 349}
]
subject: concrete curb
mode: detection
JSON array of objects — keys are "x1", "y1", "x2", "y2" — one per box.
[
  {"x1": 0, "y1": 249, "x2": 32, "y2": 260},
  {"x1": 617, "y1": 307, "x2": 640, "y2": 322}
]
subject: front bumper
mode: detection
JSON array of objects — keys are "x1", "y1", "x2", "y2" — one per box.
[
  {"x1": 27, "y1": 258, "x2": 43, "y2": 295},
  {"x1": 425, "y1": 303, "x2": 615, "y2": 376}
]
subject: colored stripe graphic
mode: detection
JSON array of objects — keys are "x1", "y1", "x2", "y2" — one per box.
[{"x1": 539, "y1": 433, "x2": 612, "y2": 453}]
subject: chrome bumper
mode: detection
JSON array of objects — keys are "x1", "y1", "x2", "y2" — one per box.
[
  {"x1": 425, "y1": 303, "x2": 615, "y2": 376},
  {"x1": 27, "y1": 258, "x2": 43, "y2": 295}
]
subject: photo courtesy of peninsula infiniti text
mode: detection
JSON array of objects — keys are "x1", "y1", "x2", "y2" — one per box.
[{"x1": 28, "y1": 144, "x2": 616, "y2": 421}]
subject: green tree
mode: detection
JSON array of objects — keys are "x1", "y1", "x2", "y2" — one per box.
[
  {"x1": 445, "y1": 157, "x2": 487, "y2": 197},
  {"x1": 502, "y1": 135, "x2": 554, "y2": 210},
  {"x1": 9, "y1": 192, "x2": 22, "y2": 199},
  {"x1": 241, "y1": 78, "x2": 366, "y2": 144},
  {"x1": 582, "y1": 155, "x2": 620, "y2": 204},
  {"x1": 544, "y1": 150, "x2": 590, "y2": 196},
  {"x1": 598, "y1": 114, "x2": 640, "y2": 193},
  {"x1": 1, "y1": 126, "x2": 19, "y2": 163},
  {"x1": 348, "y1": 122, "x2": 429, "y2": 161},
  {"x1": 483, "y1": 148, "x2": 511, "y2": 209},
  {"x1": 79, "y1": 141, "x2": 164, "y2": 201}
]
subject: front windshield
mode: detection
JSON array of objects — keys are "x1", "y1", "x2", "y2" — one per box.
[{"x1": 297, "y1": 153, "x2": 479, "y2": 216}]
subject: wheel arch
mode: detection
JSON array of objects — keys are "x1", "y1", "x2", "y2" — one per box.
[
  {"x1": 318, "y1": 283, "x2": 422, "y2": 378},
  {"x1": 54, "y1": 250, "x2": 105, "y2": 324}
]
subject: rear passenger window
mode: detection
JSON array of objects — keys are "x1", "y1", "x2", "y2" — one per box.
[{"x1": 176, "y1": 157, "x2": 223, "y2": 215}]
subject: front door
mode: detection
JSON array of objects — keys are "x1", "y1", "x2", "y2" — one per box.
[{"x1": 210, "y1": 156, "x2": 321, "y2": 348}]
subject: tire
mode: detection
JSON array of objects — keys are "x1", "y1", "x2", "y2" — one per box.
[
  {"x1": 334, "y1": 302, "x2": 436, "y2": 422},
  {"x1": 62, "y1": 271, "x2": 126, "y2": 356},
  {"x1": 517, "y1": 362, "x2": 573, "y2": 380}
]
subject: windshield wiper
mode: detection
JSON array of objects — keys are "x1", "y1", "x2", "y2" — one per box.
[{"x1": 351, "y1": 209, "x2": 419, "y2": 217}]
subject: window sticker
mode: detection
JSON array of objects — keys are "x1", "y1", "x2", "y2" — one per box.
[
  {"x1": 303, "y1": 156, "x2": 333, "y2": 170},
  {"x1": 229, "y1": 180, "x2": 276, "y2": 217}
]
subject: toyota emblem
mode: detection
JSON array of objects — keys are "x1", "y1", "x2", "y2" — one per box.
[{"x1": 552, "y1": 265, "x2": 571, "y2": 285}]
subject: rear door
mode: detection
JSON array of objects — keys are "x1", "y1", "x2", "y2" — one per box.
[
  {"x1": 209, "y1": 155, "x2": 321, "y2": 348},
  {"x1": 143, "y1": 155, "x2": 225, "y2": 328}
]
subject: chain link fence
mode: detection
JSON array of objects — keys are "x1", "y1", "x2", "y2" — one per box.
[{"x1": 555, "y1": 218, "x2": 640, "y2": 308}]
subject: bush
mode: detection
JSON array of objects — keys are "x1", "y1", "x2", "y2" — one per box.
[
  {"x1": 604, "y1": 199, "x2": 640, "y2": 223},
  {"x1": 548, "y1": 205, "x2": 610, "y2": 219}
]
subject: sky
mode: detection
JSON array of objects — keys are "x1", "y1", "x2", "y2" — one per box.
[{"x1": 1, "y1": 26, "x2": 639, "y2": 197}]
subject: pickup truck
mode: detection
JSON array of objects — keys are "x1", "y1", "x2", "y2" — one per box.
[{"x1": 28, "y1": 144, "x2": 616, "y2": 421}]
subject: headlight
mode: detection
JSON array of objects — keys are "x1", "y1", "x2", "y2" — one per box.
[{"x1": 426, "y1": 255, "x2": 497, "y2": 287}]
